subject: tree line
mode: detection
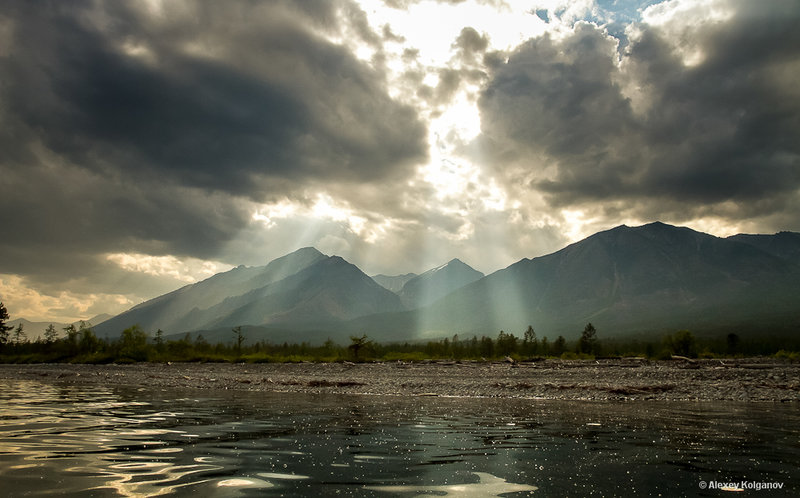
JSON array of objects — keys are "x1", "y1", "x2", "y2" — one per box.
[{"x1": 1, "y1": 302, "x2": 798, "y2": 363}]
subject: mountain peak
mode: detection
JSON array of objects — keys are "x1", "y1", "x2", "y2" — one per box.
[
  {"x1": 605, "y1": 221, "x2": 680, "y2": 234},
  {"x1": 728, "y1": 231, "x2": 800, "y2": 262},
  {"x1": 423, "y1": 258, "x2": 473, "y2": 275},
  {"x1": 280, "y1": 246, "x2": 325, "y2": 260},
  {"x1": 642, "y1": 221, "x2": 671, "y2": 228},
  {"x1": 92, "y1": 222, "x2": 800, "y2": 343},
  {"x1": 399, "y1": 258, "x2": 484, "y2": 308},
  {"x1": 372, "y1": 272, "x2": 418, "y2": 293}
]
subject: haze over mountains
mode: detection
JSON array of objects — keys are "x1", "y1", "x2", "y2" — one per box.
[
  {"x1": 386, "y1": 222, "x2": 800, "y2": 339},
  {"x1": 8, "y1": 314, "x2": 112, "y2": 341},
  {"x1": 396, "y1": 259, "x2": 484, "y2": 308},
  {"x1": 93, "y1": 222, "x2": 800, "y2": 344},
  {"x1": 371, "y1": 273, "x2": 417, "y2": 294}
]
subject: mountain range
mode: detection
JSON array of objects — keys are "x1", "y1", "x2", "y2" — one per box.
[
  {"x1": 93, "y1": 222, "x2": 800, "y2": 343},
  {"x1": 8, "y1": 314, "x2": 112, "y2": 341}
]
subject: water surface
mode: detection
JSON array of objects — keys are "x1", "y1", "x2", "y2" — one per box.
[{"x1": 0, "y1": 379, "x2": 797, "y2": 496}]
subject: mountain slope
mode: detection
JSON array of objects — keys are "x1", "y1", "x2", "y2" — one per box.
[
  {"x1": 372, "y1": 273, "x2": 417, "y2": 293},
  {"x1": 398, "y1": 259, "x2": 484, "y2": 308},
  {"x1": 203, "y1": 256, "x2": 406, "y2": 329},
  {"x1": 95, "y1": 247, "x2": 327, "y2": 336},
  {"x1": 8, "y1": 314, "x2": 112, "y2": 341},
  {"x1": 95, "y1": 248, "x2": 405, "y2": 337},
  {"x1": 728, "y1": 232, "x2": 800, "y2": 263},
  {"x1": 94, "y1": 223, "x2": 800, "y2": 343},
  {"x1": 375, "y1": 222, "x2": 800, "y2": 338}
]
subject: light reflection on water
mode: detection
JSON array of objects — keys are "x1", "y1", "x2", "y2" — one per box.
[{"x1": 0, "y1": 379, "x2": 797, "y2": 496}]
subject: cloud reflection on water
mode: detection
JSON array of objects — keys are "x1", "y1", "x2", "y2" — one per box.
[{"x1": 0, "y1": 379, "x2": 797, "y2": 497}]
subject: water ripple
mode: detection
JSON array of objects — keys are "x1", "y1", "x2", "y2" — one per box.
[{"x1": 1, "y1": 379, "x2": 798, "y2": 496}]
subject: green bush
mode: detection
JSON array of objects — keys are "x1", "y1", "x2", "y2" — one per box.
[
  {"x1": 654, "y1": 348, "x2": 673, "y2": 360},
  {"x1": 775, "y1": 350, "x2": 800, "y2": 361}
]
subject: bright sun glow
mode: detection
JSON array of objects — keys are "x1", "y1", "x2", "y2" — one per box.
[
  {"x1": 311, "y1": 195, "x2": 372, "y2": 238},
  {"x1": 435, "y1": 91, "x2": 483, "y2": 141},
  {"x1": 360, "y1": 0, "x2": 547, "y2": 66},
  {"x1": 252, "y1": 200, "x2": 298, "y2": 228},
  {"x1": 6, "y1": 0, "x2": 787, "y2": 326},
  {"x1": 106, "y1": 253, "x2": 231, "y2": 283},
  {"x1": 0, "y1": 274, "x2": 133, "y2": 323},
  {"x1": 560, "y1": 209, "x2": 597, "y2": 242}
]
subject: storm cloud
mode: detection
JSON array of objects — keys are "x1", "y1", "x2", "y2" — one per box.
[
  {"x1": 477, "y1": 0, "x2": 800, "y2": 223},
  {"x1": 1, "y1": 0, "x2": 798, "y2": 323},
  {"x1": 0, "y1": 0, "x2": 426, "y2": 288}
]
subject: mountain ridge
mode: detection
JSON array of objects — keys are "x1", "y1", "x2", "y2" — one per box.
[
  {"x1": 7, "y1": 314, "x2": 112, "y2": 341},
  {"x1": 94, "y1": 249, "x2": 403, "y2": 337},
  {"x1": 79, "y1": 222, "x2": 800, "y2": 342},
  {"x1": 402, "y1": 222, "x2": 800, "y2": 338},
  {"x1": 397, "y1": 258, "x2": 484, "y2": 308}
]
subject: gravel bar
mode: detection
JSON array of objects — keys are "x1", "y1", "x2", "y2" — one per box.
[{"x1": 2, "y1": 359, "x2": 799, "y2": 401}]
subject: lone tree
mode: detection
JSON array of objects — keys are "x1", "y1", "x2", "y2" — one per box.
[
  {"x1": 522, "y1": 325, "x2": 538, "y2": 356},
  {"x1": 0, "y1": 302, "x2": 12, "y2": 348},
  {"x1": 348, "y1": 334, "x2": 372, "y2": 361},
  {"x1": 577, "y1": 323, "x2": 599, "y2": 355},
  {"x1": 552, "y1": 335, "x2": 566, "y2": 356},
  {"x1": 13, "y1": 322, "x2": 27, "y2": 345},
  {"x1": 63, "y1": 324, "x2": 79, "y2": 355},
  {"x1": 44, "y1": 324, "x2": 59, "y2": 344},
  {"x1": 495, "y1": 330, "x2": 518, "y2": 356},
  {"x1": 120, "y1": 325, "x2": 148, "y2": 361},
  {"x1": 666, "y1": 330, "x2": 696, "y2": 357},
  {"x1": 154, "y1": 329, "x2": 165, "y2": 353},
  {"x1": 726, "y1": 333, "x2": 740, "y2": 356},
  {"x1": 232, "y1": 326, "x2": 245, "y2": 355}
]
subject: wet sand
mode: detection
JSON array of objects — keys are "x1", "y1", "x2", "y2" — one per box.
[{"x1": 1, "y1": 359, "x2": 798, "y2": 401}]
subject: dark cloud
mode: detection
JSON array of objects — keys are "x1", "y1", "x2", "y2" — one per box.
[
  {"x1": 417, "y1": 68, "x2": 474, "y2": 107},
  {"x1": 2, "y1": 1, "x2": 425, "y2": 194},
  {"x1": 452, "y1": 27, "x2": 490, "y2": 64},
  {"x1": 382, "y1": 24, "x2": 405, "y2": 43},
  {"x1": 0, "y1": 161, "x2": 248, "y2": 289},
  {"x1": 477, "y1": 2, "x2": 800, "y2": 228},
  {"x1": 413, "y1": 28, "x2": 490, "y2": 108},
  {"x1": 481, "y1": 24, "x2": 632, "y2": 159},
  {"x1": 0, "y1": 0, "x2": 427, "y2": 288}
]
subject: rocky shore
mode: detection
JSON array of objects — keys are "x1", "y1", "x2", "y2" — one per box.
[{"x1": 2, "y1": 358, "x2": 799, "y2": 401}]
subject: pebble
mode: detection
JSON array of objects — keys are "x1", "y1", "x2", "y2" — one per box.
[{"x1": 1, "y1": 359, "x2": 798, "y2": 402}]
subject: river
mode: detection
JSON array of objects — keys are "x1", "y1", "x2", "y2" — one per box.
[{"x1": 0, "y1": 379, "x2": 796, "y2": 496}]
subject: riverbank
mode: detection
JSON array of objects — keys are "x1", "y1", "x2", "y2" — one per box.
[{"x1": 2, "y1": 358, "x2": 799, "y2": 401}]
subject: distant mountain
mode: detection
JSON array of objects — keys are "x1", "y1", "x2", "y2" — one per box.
[
  {"x1": 84, "y1": 313, "x2": 113, "y2": 326},
  {"x1": 728, "y1": 232, "x2": 800, "y2": 263},
  {"x1": 372, "y1": 273, "x2": 417, "y2": 293},
  {"x1": 96, "y1": 247, "x2": 327, "y2": 336},
  {"x1": 7, "y1": 314, "x2": 112, "y2": 341},
  {"x1": 353, "y1": 222, "x2": 800, "y2": 340},
  {"x1": 397, "y1": 259, "x2": 484, "y2": 308},
  {"x1": 197, "y1": 256, "x2": 405, "y2": 329},
  {"x1": 92, "y1": 222, "x2": 800, "y2": 344},
  {"x1": 6, "y1": 319, "x2": 56, "y2": 341},
  {"x1": 95, "y1": 248, "x2": 404, "y2": 338}
]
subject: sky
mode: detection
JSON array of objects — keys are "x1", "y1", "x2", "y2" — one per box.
[{"x1": 1, "y1": 0, "x2": 799, "y2": 323}]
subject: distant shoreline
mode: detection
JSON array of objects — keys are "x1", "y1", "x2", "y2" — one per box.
[{"x1": 2, "y1": 359, "x2": 798, "y2": 402}]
